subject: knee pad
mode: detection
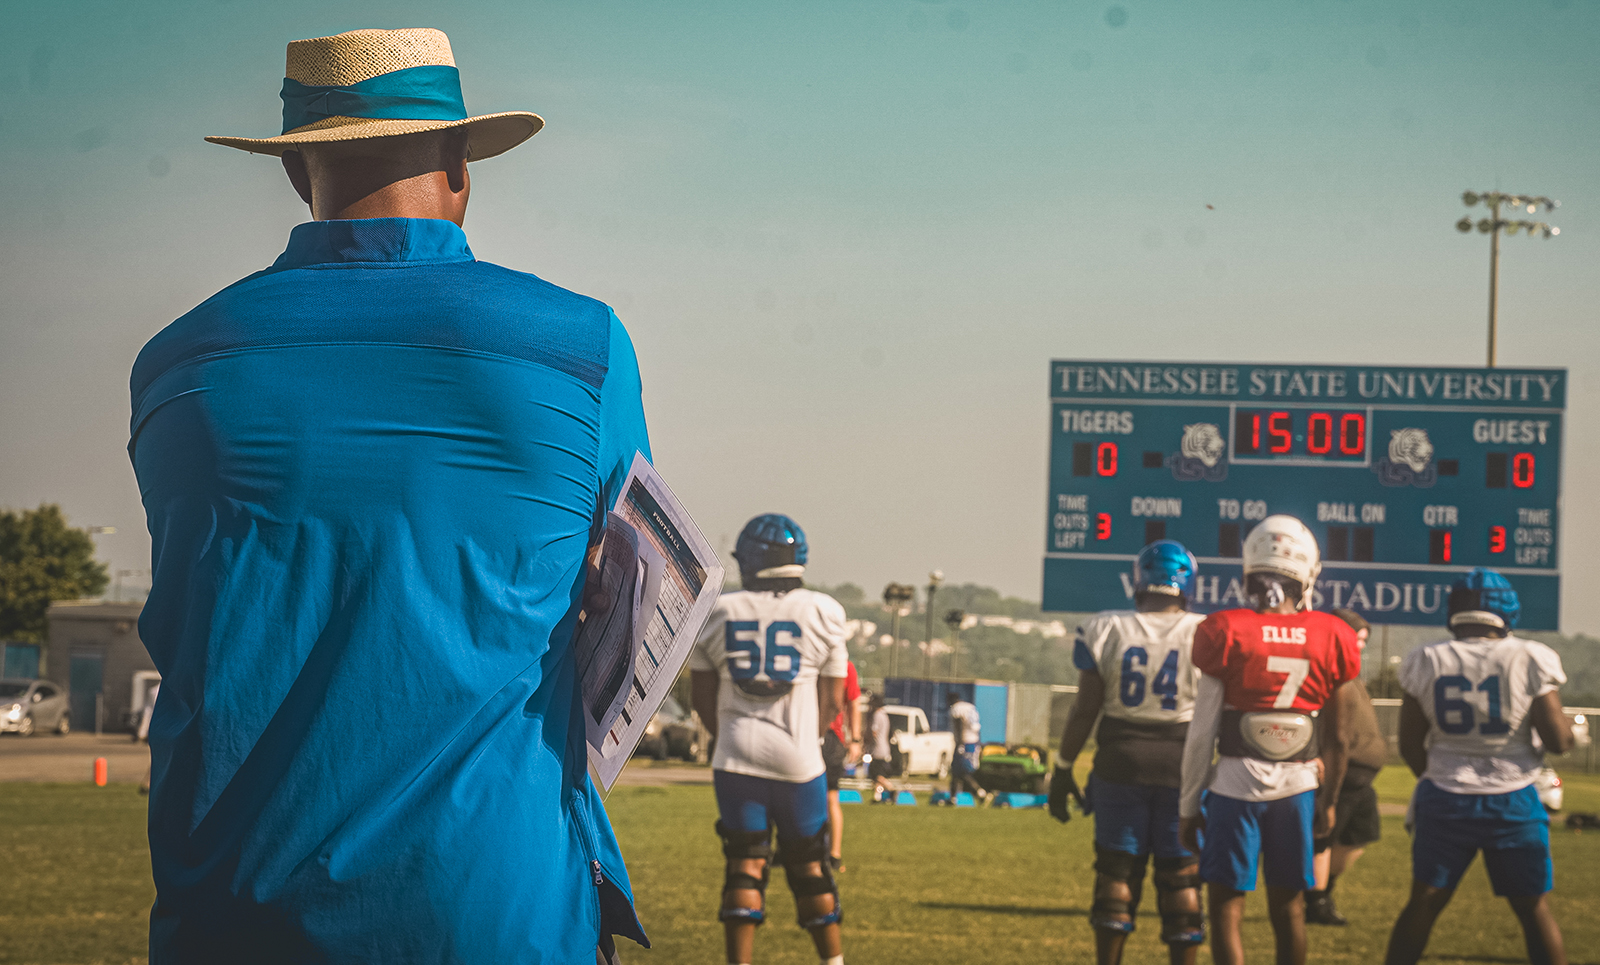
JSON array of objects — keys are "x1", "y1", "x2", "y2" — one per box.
[
  {"x1": 778, "y1": 826, "x2": 842, "y2": 930},
  {"x1": 716, "y1": 821, "x2": 772, "y2": 925},
  {"x1": 1153, "y1": 856, "x2": 1206, "y2": 947},
  {"x1": 1090, "y1": 850, "x2": 1148, "y2": 934}
]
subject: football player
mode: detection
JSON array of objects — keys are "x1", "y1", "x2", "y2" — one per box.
[
  {"x1": 1178, "y1": 515, "x2": 1361, "y2": 965},
  {"x1": 865, "y1": 693, "x2": 897, "y2": 803},
  {"x1": 1050, "y1": 540, "x2": 1208, "y2": 965},
  {"x1": 1383, "y1": 568, "x2": 1573, "y2": 965},
  {"x1": 823, "y1": 659, "x2": 862, "y2": 871},
  {"x1": 946, "y1": 691, "x2": 985, "y2": 803},
  {"x1": 690, "y1": 515, "x2": 849, "y2": 965},
  {"x1": 1306, "y1": 608, "x2": 1389, "y2": 928}
]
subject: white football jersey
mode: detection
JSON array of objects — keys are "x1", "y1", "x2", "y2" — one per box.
[
  {"x1": 690, "y1": 588, "x2": 850, "y2": 782},
  {"x1": 949, "y1": 701, "x2": 981, "y2": 745},
  {"x1": 1075, "y1": 610, "x2": 1206, "y2": 723},
  {"x1": 1400, "y1": 634, "x2": 1566, "y2": 794}
]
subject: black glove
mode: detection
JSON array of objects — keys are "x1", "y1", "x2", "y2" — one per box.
[{"x1": 1049, "y1": 765, "x2": 1084, "y2": 824}]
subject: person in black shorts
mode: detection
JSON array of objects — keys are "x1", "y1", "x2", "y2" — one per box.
[
  {"x1": 866, "y1": 694, "x2": 897, "y2": 803},
  {"x1": 1307, "y1": 608, "x2": 1389, "y2": 926},
  {"x1": 822, "y1": 660, "x2": 861, "y2": 870}
]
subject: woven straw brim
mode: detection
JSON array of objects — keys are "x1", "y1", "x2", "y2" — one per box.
[{"x1": 205, "y1": 111, "x2": 542, "y2": 161}]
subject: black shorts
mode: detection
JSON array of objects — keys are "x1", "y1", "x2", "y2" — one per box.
[
  {"x1": 822, "y1": 731, "x2": 847, "y2": 791},
  {"x1": 1315, "y1": 782, "x2": 1382, "y2": 852},
  {"x1": 868, "y1": 759, "x2": 893, "y2": 780}
]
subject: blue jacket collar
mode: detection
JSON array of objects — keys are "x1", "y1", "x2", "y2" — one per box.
[{"x1": 272, "y1": 218, "x2": 474, "y2": 270}]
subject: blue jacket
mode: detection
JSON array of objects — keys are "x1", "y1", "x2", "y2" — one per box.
[{"x1": 129, "y1": 218, "x2": 650, "y2": 963}]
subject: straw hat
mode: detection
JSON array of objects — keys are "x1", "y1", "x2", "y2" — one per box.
[{"x1": 206, "y1": 28, "x2": 542, "y2": 161}]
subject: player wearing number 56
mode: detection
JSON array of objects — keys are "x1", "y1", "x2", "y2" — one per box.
[
  {"x1": 1177, "y1": 515, "x2": 1362, "y2": 965},
  {"x1": 689, "y1": 515, "x2": 851, "y2": 965},
  {"x1": 1383, "y1": 569, "x2": 1574, "y2": 965}
]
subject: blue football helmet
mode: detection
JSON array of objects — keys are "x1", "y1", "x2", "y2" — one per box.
[
  {"x1": 1447, "y1": 567, "x2": 1520, "y2": 631},
  {"x1": 1133, "y1": 540, "x2": 1198, "y2": 600},
  {"x1": 734, "y1": 514, "x2": 808, "y2": 579}
]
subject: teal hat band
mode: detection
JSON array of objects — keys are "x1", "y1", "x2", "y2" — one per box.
[{"x1": 280, "y1": 64, "x2": 467, "y2": 134}]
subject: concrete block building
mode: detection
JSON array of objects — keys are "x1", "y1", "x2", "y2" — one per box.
[{"x1": 45, "y1": 601, "x2": 158, "y2": 734}]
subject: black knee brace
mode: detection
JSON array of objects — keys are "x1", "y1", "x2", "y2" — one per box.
[
  {"x1": 716, "y1": 820, "x2": 772, "y2": 925},
  {"x1": 1153, "y1": 856, "x2": 1206, "y2": 946},
  {"x1": 777, "y1": 825, "x2": 842, "y2": 930},
  {"x1": 1090, "y1": 849, "x2": 1149, "y2": 935}
]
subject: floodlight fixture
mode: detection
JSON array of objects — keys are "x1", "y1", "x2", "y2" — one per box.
[
  {"x1": 1456, "y1": 188, "x2": 1561, "y2": 366},
  {"x1": 882, "y1": 582, "x2": 917, "y2": 675}
]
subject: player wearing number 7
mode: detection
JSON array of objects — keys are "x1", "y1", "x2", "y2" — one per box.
[
  {"x1": 1178, "y1": 515, "x2": 1361, "y2": 965},
  {"x1": 1383, "y1": 568, "x2": 1573, "y2": 965},
  {"x1": 690, "y1": 514, "x2": 850, "y2": 965}
]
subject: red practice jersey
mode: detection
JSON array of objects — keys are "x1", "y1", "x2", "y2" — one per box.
[
  {"x1": 1192, "y1": 609, "x2": 1361, "y2": 713},
  {"x1": 829, "y1": 661, "x2": 861, "y2": 741}
]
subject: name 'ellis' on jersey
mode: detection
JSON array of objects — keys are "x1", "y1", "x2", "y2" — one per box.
[
  {"x1": 690, "y1": 588, "x2": 849, "y2": 783},
  {"x1": 1074, "y1": 610, "x2": 1207, "y2": 722},
  {"x1": 1400, "y1": 634, "x2": 1566, "y2": 794}
]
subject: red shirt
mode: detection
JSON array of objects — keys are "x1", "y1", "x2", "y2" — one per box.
[
  {"x1": 830, "y1": 661, "x2": 861, "y2": 741},
  {"x1": 1192, "y1": 609, "x2": 1360, "y2": 713}
]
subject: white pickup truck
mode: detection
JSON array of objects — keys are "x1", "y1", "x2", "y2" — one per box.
[{"x1": 881, "y1": 705, "x2": 956, "y2": 778}]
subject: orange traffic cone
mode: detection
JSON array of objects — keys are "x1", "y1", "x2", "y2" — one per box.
[{"x1": 94, "y1": 757, "x2": 108, "y2": 787}]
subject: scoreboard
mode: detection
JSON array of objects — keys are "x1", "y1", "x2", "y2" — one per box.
[{"x1": 1043, "y1": 361, "x2": 1564, "y2": 629}]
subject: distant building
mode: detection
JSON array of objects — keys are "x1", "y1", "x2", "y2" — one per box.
[
  {"x1": 45, "y1": 601, "x2": 158, "y2": 734},
  {"x1": 2, "y1": 641, "x2": 42, "y2": 679}
]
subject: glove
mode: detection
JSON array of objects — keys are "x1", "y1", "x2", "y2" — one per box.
[{"x1": 1049, "y1": 766, "x2": 1084, "y2": 824}]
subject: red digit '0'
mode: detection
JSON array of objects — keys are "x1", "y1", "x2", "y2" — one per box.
[
  {"x1": 1489, "y1": 526, "x2": 1506, "y2": 553},
  {"x1": 1512, "y1": 453, "x2": 1535, "y2": 488},
  {"x1": 1096, "y1": 513, "x2": 1112, "y2": 540},
  {"x1": 1307, "y1": 413, "x2": 1333, "y2": 454},
  {"x1": 1096, "y1": 442, "x2": 1118, "y2": 476},
  {"x1": 1338, "y1": 412, "x2": 1365, "y2": 456}
]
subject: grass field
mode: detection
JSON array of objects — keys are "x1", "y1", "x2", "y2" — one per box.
[{"x1": 4, "y1": 768, "x2": 1600, "y2": 964}]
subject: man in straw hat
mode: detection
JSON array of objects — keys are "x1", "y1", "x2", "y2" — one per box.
[{"x1": 130, "y1": 28, "x2": 650, "y2": 964}]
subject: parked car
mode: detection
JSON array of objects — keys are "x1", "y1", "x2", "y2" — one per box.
[
  {"x1": 881, "y1": 705, "x2": 955, "y2": 778},
  {"x1": 974, "y1": 742, "x2": 1050, "y2": 794},
  {"x1": 0, "y1": 678, "x2": 70, "y2": 737},
  {"x1": 634, "y1": 694, "x2": 702, "y2": 762}
]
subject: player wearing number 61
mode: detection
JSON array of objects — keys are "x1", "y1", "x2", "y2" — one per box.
[
  {"x1": 690, "y1": 514, "x2": 850, "y2": 965},
  {"x1": 1383, "y1": 569, "x2": 1573, "y2": 965},
  {"x1": 1177, "y1": 515, "x2": 1362, "y2": 965}
]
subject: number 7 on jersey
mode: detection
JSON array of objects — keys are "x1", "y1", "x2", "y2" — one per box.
[{"x1": 1266, "y1": 656, "x2": 1310, "y2": 709}]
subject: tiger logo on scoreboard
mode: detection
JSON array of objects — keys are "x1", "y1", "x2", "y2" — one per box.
[
  {"x1": 1171, "y1": 422, "x2": 1228, "y2": 481},
  {"x1": 1372, "y1": 426, "x2": 1437, "y2": 488}
]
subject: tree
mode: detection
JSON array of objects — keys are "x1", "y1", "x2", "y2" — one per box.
[{"x1": 0, "y1": 505, "x2": 110, "y2": 643}]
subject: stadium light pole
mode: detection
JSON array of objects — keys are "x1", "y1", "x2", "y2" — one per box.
[
  {"x1": 882, "y1": 583, "x2": 915, "y2": 676},
  {"x1": 1456, "y1": 191, "x2": 1559, "y2": 367},
  {"x1": 944, "y1": 609, "x2": 966, "y2": 678},
  {"x1": 924, "y1": 570, "x2": 944, "y2": 677}
]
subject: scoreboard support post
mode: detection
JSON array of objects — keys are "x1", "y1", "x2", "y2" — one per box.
[{"x1": 1043, "y1": 361, "x2": 1564, "y2": 630}]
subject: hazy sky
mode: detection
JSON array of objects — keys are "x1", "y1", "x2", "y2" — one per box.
[{"x1": 2, "y1": 0, "x2": 1596, "y2": 630}]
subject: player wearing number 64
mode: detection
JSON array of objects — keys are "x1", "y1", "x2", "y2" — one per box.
[
  {"x1": 1050, "y1": 539, "x2": 1209, "y2": 965},
  {"x1": 1177, "y1": 515, "x2": 1363, "y2": 965}
]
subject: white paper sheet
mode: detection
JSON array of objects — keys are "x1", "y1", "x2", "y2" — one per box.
[{"x1": 583, "y1": 453, "x2": 724, "y2": 791}]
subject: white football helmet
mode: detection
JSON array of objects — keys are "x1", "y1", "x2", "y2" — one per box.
[{"x1": 1242, "y1": 515, "x2": 1321, "y2": 604}]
